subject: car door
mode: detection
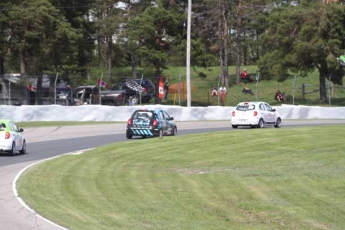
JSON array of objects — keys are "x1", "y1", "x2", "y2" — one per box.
[
  {"x1": 158, "y1": 110, "x2": 168, "y2": 133},
  {"x1": 10, "y1": 121, "x2": 22, "y2": 151},
  {"x1": 257, "y1": 103, "x2": 268, "y2": 122},
  {"x1": 162, "y1": 110, "x2": 174, "y2": 133},
  {"x1": 264, "y1": 103, "x2": 276, "y2": 123}
]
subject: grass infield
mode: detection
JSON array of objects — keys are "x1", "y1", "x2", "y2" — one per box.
[{"x1": 17, "y1": 125, "x2": 345, "y2": 230}]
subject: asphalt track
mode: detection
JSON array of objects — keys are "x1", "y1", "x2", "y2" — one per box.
[{"x1": 1, "y1": 120, "x2": 345, "y2": 230}]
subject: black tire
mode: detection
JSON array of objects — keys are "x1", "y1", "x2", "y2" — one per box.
[
  {"x1": 104, "y1": 102, "x2": 114, "y2": 106},
  {"x1": 232, "y1": 125, "x2": 238, "y2": 128},
  {"x1": 20, "y1": 140, "x2": 26, "y2": 154},
  {"x1": 274, "y1": 118, "x2": 282, "y2": 128},
  {"x1": 126, "y1": 132, "x2": 133, "y2": 139},
  {"x1": 171, "y1": 127, "x2": 177, "y2": 136},
  {"x1": 9, "y1": 142, "x2": 16, "y2": 156},
  {"x1": 257, "y1": 119, "x2": 264, "y2": 128}
]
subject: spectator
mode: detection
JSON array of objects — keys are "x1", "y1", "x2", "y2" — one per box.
[
  {"x1": 275, "y1": 90, "x2": 286, "y2": 102},
  {"x1": 164, "y1": 77, "x2": 170, "y2": 99},
  {"x1": 219, "y1": 84, "x2": 227, "y2": 106},
  {"x1": 211, "y1": 85, "x2": 218, "y2": 97},
  {"x1": 241, "y1": 69, "x2": 252, "y2": 82},
  {"x1": 242, "y1": 85, "x2": 254, "y2": 95}
]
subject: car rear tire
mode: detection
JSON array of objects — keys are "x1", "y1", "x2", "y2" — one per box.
[
  {"x1": 232, "y1": 125, "x2": 238, "y2": 128},
  {"x1": 126, "y1": 132, "x2": 133, "y2": 139},
  {"x1": 257, "y1": 119, "x2": 264, "y2": 128},
  {"x1": 20, "y1": 141, "x2": 26, "y2": 154},
  {"x1": 274, "y1": 118, "x2": 282, "y2": 128},
  {"x1": 104, "y1": 102, "x2": 114, "y2": 106},
  {"x1": 9, "y1": 142, "x2": 15, "y2": 156}
]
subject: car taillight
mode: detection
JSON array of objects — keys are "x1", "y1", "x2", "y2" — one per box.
[
  {"x1": 5, "y1": 132, "x2": 10, "y2": 139},
  {"x1": 153, "y1": 119, "x2": 158, "y2": 126},
  {"x1": 127, "y1": 119, "x2": 132, "y2": 125},
  {"x1": 253, "y1": 111, "x2": 258, "y2": 116},
  {"x1": 232, "y1": 111, "x2": 235, "y2": 116}
]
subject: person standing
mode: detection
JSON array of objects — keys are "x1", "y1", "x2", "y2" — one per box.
[
  {"x1": 164, "y1": 77, "x2": 170, "y2": 99},
  {"x1": 219, "y1": 84, "x2": 227, "y2": 106}
]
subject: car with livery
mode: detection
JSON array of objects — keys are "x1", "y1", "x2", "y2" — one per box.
[
  {"x1": 126, "y1": 109, "x2": 177, "y2": 139},
  {"x1": 231, "y1": 101, "x2": 282, "y2": 128},
  {"x1": 0, "y1": 119, "x2": 26, "y2": 156}
]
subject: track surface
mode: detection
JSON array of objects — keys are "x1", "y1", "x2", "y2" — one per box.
[{"x1": 1, "y1": 120, "x2": 345, "y2": 230}]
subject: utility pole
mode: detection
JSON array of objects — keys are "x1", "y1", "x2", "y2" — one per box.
[
  {"x1": 236, "y1": 0, "x2": 242, "y2": 84},
  {"x1": 186, "y1": 0, "x2": 192, "y2": 107}
]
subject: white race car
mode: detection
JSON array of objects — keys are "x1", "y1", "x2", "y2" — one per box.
[
  {"x1": 0, "y1": 119, "x2": 26, "y2": 156},
  {"x1": 231, "y1": 101, "x2": 282, "y2": 128}
]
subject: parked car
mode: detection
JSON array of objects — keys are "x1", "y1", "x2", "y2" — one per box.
[
  {"x1": 73, "y1": 85, "x2": 125, "y2": 106},
  {"x1": 0, "y1": 119, "x2": 26, "y2": 156},
  {"x1": 126, "y1": 109, "x2": 177, "y2": 139},
  {"x1": 231, "y1": 101, "x2": 282, "y2": 128},
  {"x1": 112, "y1": 79, "x2": 155, "y2": 104}
]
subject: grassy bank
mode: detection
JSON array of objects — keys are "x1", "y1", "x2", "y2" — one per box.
[
  {"x1": 96, "y1": 65, "x2": 345, "y2": 107},
  {"x1": 17, "y1": 125, "x2": 345, "y2": 230}
]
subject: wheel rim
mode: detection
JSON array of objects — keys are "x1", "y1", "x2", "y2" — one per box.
[{"x1": 259, "y1": 119, "x2": 264, "y2": 128}]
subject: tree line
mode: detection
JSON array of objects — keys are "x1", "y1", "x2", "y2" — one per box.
[{"x1": 0, "y1": 0, "x2": 344, "y2": 103}]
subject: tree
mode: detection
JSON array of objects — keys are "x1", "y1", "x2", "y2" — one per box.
[
  {"x1": 6, "y1": 0, "x2": 81, "y2": 104},
  {"x1": 127, "y1": 4, "x2": 180, "y2": 102},
  {"x1": 258, "y1": 2, "x2": 345, "y2": 101}
]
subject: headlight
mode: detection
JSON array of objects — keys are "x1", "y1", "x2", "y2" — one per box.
[{"x1": 60, "y1": 95, "x2": 67, "y2": 99}]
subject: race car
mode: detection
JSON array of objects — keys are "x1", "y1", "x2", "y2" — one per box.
[
  {"x1": 231, "y1": 101, "x2": 282, "y2": 128},
  {"x1": 126, "y1": 109, "x2": 177, "y2": 139},
  {"x1": 0, "y1": 119, "x2": 26, "y2": 155}
]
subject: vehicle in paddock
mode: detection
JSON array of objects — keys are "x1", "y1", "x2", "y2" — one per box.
[
  {"x1": 126, "y1": 109, "x2": 177, "y2": 139},
  {"x1": 0, "y1": 119, "x2": 26, "y2": 156},
  {"x1": 231, "y1": 101, "x2": 282, "y2": 128}
]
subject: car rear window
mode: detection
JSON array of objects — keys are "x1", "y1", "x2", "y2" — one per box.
[
  {"x1": 134, "y1": 111, "x2": 154, "y2": 119},
  {"x1": 236, "y1": 104, "x2": 255, "y2": 111}
]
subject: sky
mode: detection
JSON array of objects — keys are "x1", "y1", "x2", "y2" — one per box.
[{"x1": 1, "y1": 104, "x2": 345, "y2": 122}]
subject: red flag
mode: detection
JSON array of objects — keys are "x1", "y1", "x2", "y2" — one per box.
[
  {"x1": 27, "y1": 84, "x2": 37, "y2": 92},
  {"x1": 158, "y1": 77, "x2": 164, "y2": 99},
  {"x1": 97, "y1": 79, "x2": 109, "y2": 89}
]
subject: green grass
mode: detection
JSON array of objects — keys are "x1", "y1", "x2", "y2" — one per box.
[
  {"x1": 111, "y1": 65, "x2": 345, "y2": 107},
  {"x1": 17, "y1": 125, "x2": 345, "y2": 230}
]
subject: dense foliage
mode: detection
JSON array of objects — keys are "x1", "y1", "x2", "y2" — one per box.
[{"x1": 0, "y1": 0, "x2": 344, "y2": 103}]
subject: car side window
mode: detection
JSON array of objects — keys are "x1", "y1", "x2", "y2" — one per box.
[
  {"x1": 259, "y1": 104, "x2": 265, "y2": 111},
  {"x1": 10, "y1": 121, "x2": 18, "y2": 132},
  {"x1": 157, "y1": 111, "x2": 164, "y2": 120},
  {"x1": 264, "y1": 103, "x2": 273, "y2": 111},
  {"x1": 163, "y1": 111, "x2": 170, "y2": 120}
]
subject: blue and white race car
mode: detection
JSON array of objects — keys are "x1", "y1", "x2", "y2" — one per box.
[{"x1": 126, "y1": 109, "x2": 177, "y2": 139}]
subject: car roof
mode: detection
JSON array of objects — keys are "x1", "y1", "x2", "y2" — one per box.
[
  {"x1": 236, "y1": 101, "x2": 267, "y2": 105},
  {"x1": 0, "y1": 119, "x2": 11, "y2": 123}
]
